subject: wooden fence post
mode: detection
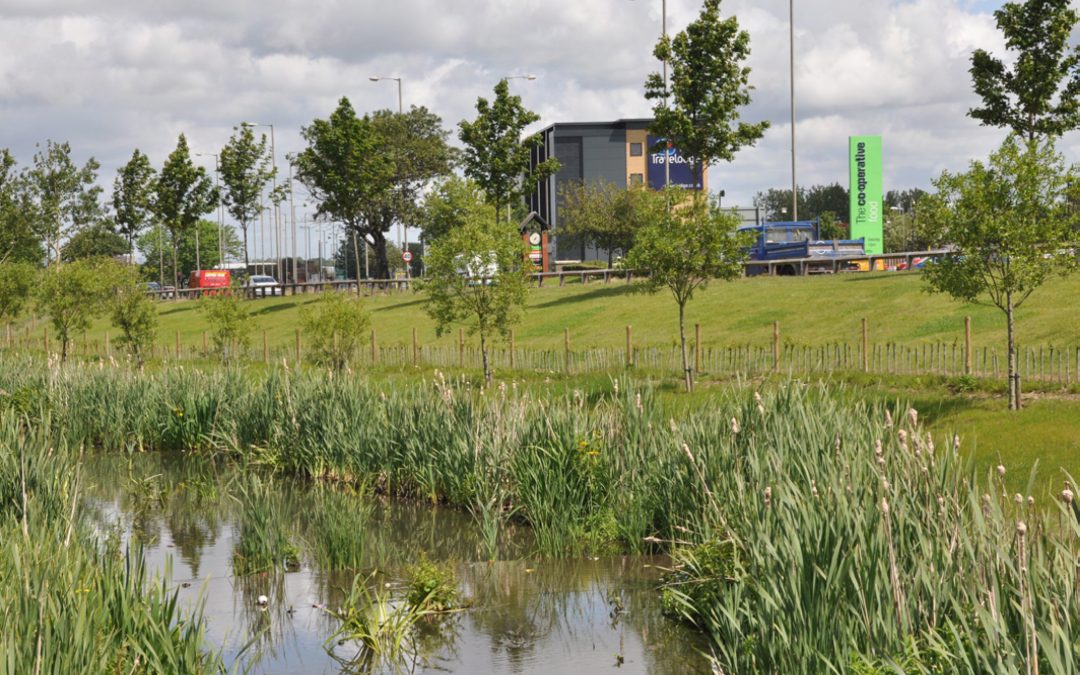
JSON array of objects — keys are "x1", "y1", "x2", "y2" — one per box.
[
  {"x1": 964, "y1": 316, "x2": 972, "y2": 376},
  {"x1": 564, "y1": 327, "x2": 570, "y2": 373},
  {"x1": 4, "y1": 323, "x2": 10, "y2": 349},
  {"x1": 694, "y1": 323, "x2": 701, "y2": 374},
  {"x1": 202, "y1": 331, "x2": 208, "y2": 354},
  {"x1": 411, "y1": 327, "x2": 418, "y2": 366},
  {"x1": 263, "y1": 330, "x2": 269, "y2": 363},
  {"x1": 295, "y1": 328, "x2": 302, "y2": 364},
  {"x1": 861, "y1": 318, "x2": 868, "y2": 372},
  {"x1": 175, "y1": 330, "x2": 181, "y2": 360},
  {"x1": 773, "y1": 321, "x2": 780, "y2": 372},
  {"x1": 458, "y1": 328, "x2": 464, "y2": 368},
  {"x1": 371, "y1": 329, "x2": 378, "y2": 364},
  {"x1": 104, "y1": 332, "x2": 110, "y2": 358},
  {"x1": 509, "y1": 329, "x2": 515, "y2": 369},
  {"x1": 626, "y1": 325, "x2": 633, "y2": 368}
]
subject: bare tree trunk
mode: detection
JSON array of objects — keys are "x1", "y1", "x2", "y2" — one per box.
[
  {"x1": 1007, "y1": 291, "x2": 1020, "y2": 410},
  {"x1": 242, "y1": 223, "x2": 250, "y2": 270},
  {"x1": 679, "y1": 301, "x2": 692, "y2": 393},
  {"x1": 351, "y1": 229, "x2": 362, "y2": 294},
  {"x1": 372, "y1": 235, "x2": 389, "y2": 280},
  {"x1": 480, "y1": 329, "x2": 491, "y2": 386}
]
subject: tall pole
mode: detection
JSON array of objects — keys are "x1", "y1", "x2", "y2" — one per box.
[
  {"x1": 663, "y1": 0, "x2": 670, "y2": 190},
  {"x1": 197, "y1": 153, "x2": 223, "y2": 267},
  {"x1": 288, "y1": 160, "x2": 297, "y2": 283},
  {"x1": 789, "y1": 0, "x2": 798, "y2": 221}
]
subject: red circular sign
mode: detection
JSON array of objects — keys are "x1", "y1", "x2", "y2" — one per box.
[{"x1": 402, "y1": 251, "x2": 413, "y2": 262}]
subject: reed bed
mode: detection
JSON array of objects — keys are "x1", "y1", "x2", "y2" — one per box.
[{"x1": 1, "y1": 355, "x2": 1079, "y2": 671}]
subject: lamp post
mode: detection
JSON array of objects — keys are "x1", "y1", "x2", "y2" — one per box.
[
  {"x1": 196, "y1": 153, "x2": 224, "y2": 267},
  {"x1": 241, "y1": 122, "x2": 281, "y2": 281},
  {"x1": 789, "y1": 0, "x2": 798, "y2": 221},
  {"x1": 370, "y1": 76, "x2": 407, "y2": 277}
]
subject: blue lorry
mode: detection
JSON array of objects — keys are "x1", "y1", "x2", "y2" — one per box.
[{"x1": 738, "y1": 220, "x2": 866, "y2": 275}]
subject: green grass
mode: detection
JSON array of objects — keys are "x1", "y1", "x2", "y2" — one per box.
[{"x1": 11, "y1": 271, "x2": 1080, "y2": 354}]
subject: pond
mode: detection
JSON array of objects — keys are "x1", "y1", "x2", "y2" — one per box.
[{"x1": 84, "y1": 453, "x2": 711, "y2": 674}]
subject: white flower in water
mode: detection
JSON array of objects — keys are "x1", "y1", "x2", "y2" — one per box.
[
  {"x1": 907, "y1": 408, "x2": 918, "y2": 427},
  {"x1": 257, "y1": 595, "x2": 269, "y2": 606},
  {"x1": 731, "y1": 417, "x2": 740, "y2": 435}
]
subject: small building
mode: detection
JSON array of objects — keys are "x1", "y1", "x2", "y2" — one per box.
[{"x1": 526, "y1": 118, "x2": 708, "y2": 264}]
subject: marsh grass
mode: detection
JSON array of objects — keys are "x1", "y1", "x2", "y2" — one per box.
[{"x1": 232, "y1": 476, "x2": 299, "y2": 576}]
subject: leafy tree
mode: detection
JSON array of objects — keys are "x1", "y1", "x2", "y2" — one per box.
[
  {"x1": 422, "y1": 203, "x2": 528, "y2": 385},
  {"x1": 625, "y1": 189, "x2": 750, "y2": 392},
  {"x1": 0, "y1": 150, "x2": 42, "y2": 264},
  {"x1": 644, "y1": 0, "x2": 769, "y2": 192},
  {"x1": 299, "y1": 291, "x2": 371, "y2": 371},
  {"x1": 295, "y1": 98, "x2": 396, "y2": 279},
  {"x1": 112, "y1": 149, "x2": 156, "y2": 264},
  {"x1": 23, "y1": 140, "x2": 101, "y2": 264},
  {"x1": 334, "y1": 235, "x2": 404, "y2": 280},
  {"x1": 137, "y1": 219, "x2": 242, "y2": 285},
  {"x1": 884, "y1": 188, "x2": 927, "y2": 214},
  {"x1": 817, "y1": 211, "x2": 848, "y2": 240},
  {"x1": 969, "y1": 0, "x2": 1080, "y2": 141},
  {"x1": 919, "y1": 135, "x2": 1079, "y2": 410},
  {"x1": 458, "y1": 79, "x2": 560, "y2": 223},
  {"x1": 154, "y1": 134, "x2": 218, "y2": 288},
  {"x1": 34, "y1": 257, "x2": 114, "y2": 362},
  {"x1": 420, "y1": 177, "x2": 494, "y2": 244},
  {"x1": 0, "y1": 262, "x2": 38, "y2": 325},
  {"x1": 199, "y1": 284, "x2": 252, "y2": 363},
  {"x1": 61, "y1": 220, "x2": 128, "y2": 262},
  {"x1": 557, "y1": 181, "x2": 652, "y2": 267},
  {"x1": 103, "y1": 264, "x2": 157, "y2": 364},
  {"x1": 361, "y1": 107, "x2": 456, "y2": 271},
  {"x1": 219, "y1": 125, "x2": 277, "y2": 270}
]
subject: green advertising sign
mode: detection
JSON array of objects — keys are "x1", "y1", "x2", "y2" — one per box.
[{"x1": 849, "y1": 136, "x2": 883, "y2": 254}]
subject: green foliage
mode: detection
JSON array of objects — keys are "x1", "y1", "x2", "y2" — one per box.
[
  {"x1": 458, "y1": 79, "x2": 560, "y2": 221},
  {"x1": 298, "y1": 290, "x2": 371, "y2": 371},
  {"x1": 296, "y1": 98, "x2": 396, "y2": 278},
  {"x1": 23, "y1": 140, "x2": 101, "y2": 265},
  {"x1": 60, "y1": 221, "x2": 129, "y2": 262},
  {"x1": 969, "y1": 0, "x2": 1080, "y2": 141},
  {"x1": 219, "y1": 125, "x2": 278, "y2": 269},
  {"x1": 644, "y1": 0, "x2": 769, "y2": 188},
  {"x1": 326, "y1": 573, "x2": 431, "y2": 672},
  {"x1": 232, "y1": 476, "x2": 299, "y2": 575},
  {"x1": 154, "y1": 134, "x2": 219, "y2": 287},
  {"x1": 625, "y1": 189, "x2": 749, "y2": 389},
  {"x1": 199, "y1": 284, "x2": 252, "y2": 363},
  {"x1": 404, "y1": 553, "x2": 459, "y2": 612},
  {"x1": 0, "y1": 262, "x2": 37, "y2": 323},
  {"x1": 557, "y1": 181, "x2": 647, "y2": 266},
  {"x1": 111, "y1": 149, "x2": 156, "y2": 261},
  {"x1": 0, "y1": 149, "x2": 44, "y2": 265},
  {"x1": 420, "y1": 176, "x2": 495, "y2": 244},
  {"x1": 105, "y1": 264, "x2": 158, "y2": 364},
  {"x1": 34, "y1": 257, "x2": 116, "y2": 361},
  {"x1": 137, "y1": 219, "x2": 241, "y2": 285},
  {"x1": 754, "y1": 183, "x2": 851, "y2": 223},
  {"x1": 817, "y1": 210, "x2": 846, "y2": 240},
  {"x1": 421, "y1": 208, "x2": 528, "y2": 383},
  {"x1": 919, "y1": 135, "x2": 1079, "y2": 408}
]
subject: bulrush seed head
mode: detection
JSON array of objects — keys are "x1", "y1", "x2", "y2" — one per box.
[
  {"x1": 874, "y1": 439, "x2": 883, "y2": 456},
  {"x1": 763, "y1": 486, "x2": 772, "y2": 506},
  {"x1": 731, "y1": 418, "x2": 740, "y2": 435},
  {"x1": 1062, "y1": 489, "x2": 1074, "y2": 504},
  {"x1": 881, "y1": 497, "x2": 890, "y2": 515},
  {"x1": 996, "y1": 465, "x2": 1006, "y2": 477},
  {"x1": 1027, "y1": 496, "x2": 1035, "y2": 507},
  {"x1": 1014, "y1": 493, "x2": 1023, "y2": 505},
  {"x1": 884, "y1": 409, "x2": 893, "y2": 428},
  {"x1": 1016, "y1": 521, "x2": 1027, "y2": 536},
  {"x1": 907, "y1": 408, "x2": 918, "y2": 427}
]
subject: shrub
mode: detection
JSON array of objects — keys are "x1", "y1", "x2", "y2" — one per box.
[{"x1": 299, "y1": 290, "x2": 370, "y2": 371}]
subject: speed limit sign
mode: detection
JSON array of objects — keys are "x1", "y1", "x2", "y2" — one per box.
[{"x1": 402, "y1": 251, "x2": 413, "y2": 262}]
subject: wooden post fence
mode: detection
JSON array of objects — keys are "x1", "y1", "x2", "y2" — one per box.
[
  {"x1": 861, "y1": 318, "x2": 868, "y2": 372},
  {"x1": 965, "y1": 316, "x2": 972, "y2": 375},
  {"x1": 295, "y1": 328, "x2": 302, "y2": 364},
  {"x1": 773, "y1": 321, "x2": 780, "y2": 372},
  {"x1": 626, "y1": 325, "x2": 633, "y2": 368},
  {"x1": 371, "y1": 329, "x2": 378, "y2": 364}
]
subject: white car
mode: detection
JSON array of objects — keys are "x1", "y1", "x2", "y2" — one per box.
[{"x1": 245, "y1": 275, "x2": 282, "y2": 296}]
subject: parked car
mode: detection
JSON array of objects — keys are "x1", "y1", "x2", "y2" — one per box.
[
  {"x1": 145, "y1": 281, "x2": 175, "y2": 299},
  {"x1": 244, "y1": 275, "x2": 282, "y2": 296}
]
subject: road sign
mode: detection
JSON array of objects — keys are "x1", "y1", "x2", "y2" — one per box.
[{"x1": 402, "y1": 251, "x2": 413, "y2": 262}]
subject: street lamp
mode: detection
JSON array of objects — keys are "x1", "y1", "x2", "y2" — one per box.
[
  {"x1": 196, "y1": 153, "x2": 224, "y2": 267},
  {"x1": 369, "y1": 76, "x2": 403, "y2": 114},
  {"x1": 241, "y1": 121, "x2": 282, "y2": 281},
  {"x1": 789, "y1": 0, "x2": 798, "y2": 221},
  {"x1": 370, "y1": 76, "x2": 407, "y2": 278}
]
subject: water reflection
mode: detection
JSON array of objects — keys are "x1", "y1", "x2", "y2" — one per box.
[{"x1": 83, "y1": 454, "x2": 711, "y2": 674}]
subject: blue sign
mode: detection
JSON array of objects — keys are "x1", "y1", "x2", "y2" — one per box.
[{"x1": 647, "y1": 136, "x2": 698, "y2": 190}]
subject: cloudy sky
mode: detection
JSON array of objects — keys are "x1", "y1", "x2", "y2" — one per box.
[{"x1": 0, "y1": 0, "x2": 1062, "y2": 233}]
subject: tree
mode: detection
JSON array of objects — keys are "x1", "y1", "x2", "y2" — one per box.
[
  {"x1": 112, "y1": 149, "x2": 156, "y2": 264},
  {"x1": 0, "y1": 150, "x2": 42, "y2": 264},
  {"x1": 420, "y1": 177, "x2": 494, "y2": 244},
  {"x1": 154, "y1": 134, "x2": 218, "y2": 289},
  {"x1": 199, "y1": 284, "x2": 252, "y2": 363},
  {"x1": 103, "y1": 264, "x2": 157, "y2": 365},
  {"x1": 458, "y1": 79, "x2": 560, "y2": 223},
  {"x1": 557, "y1": 181, "x2": 649, "y2": 267},
  {"x1": 334, "y1": 235, "x2": 403, "y2": 280},
  {"x1": 137, "y1": 219, "x2": 242, "y2": 284},
  {"x1": 299, "y1": 291, "x2": 371, "y2": 371},
  {"x1": 0, "y1": 262, "x2": 37, "y2": 325},
  {"x1": 644, "y1": 0, "x2": 769, "y2": 192},
  {"x1": 969, "y1": 0, "x2": 1080, "y2": 141},
  {"x1": 61, "y1": 220, "x2": 129, "y2": 262},
  {"x1": 359, "y1": 107, "x2": 456, "y2": 274},
  {"x1": 918, "y1": 135, "x2": 1079, "y2": 410},
  {"x1": 422, "y1": 198, "x2": 527, "y2": 385},
  {"x1": 219, "y1": 125, "x2": 277, "y2": 270},
  {"x1": 34, "y1": 257, "x2": 114, "y2": 362},
  {"x1": 625, "y1": 189, "x2": 750, "y2": 392},
  {"x1": 24, "y1": 140, "x2": 101, "y2": 265},
  {"x1": 295, "y1": 98, "x2": 395, "y2": 280}
]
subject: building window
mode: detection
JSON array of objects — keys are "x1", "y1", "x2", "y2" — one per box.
[
  {"x1": 629, "y1": 142, "x2": 643, "y2": 157},
  {"x1": 630, "y1": 173, "x2": 644, "y2": 186}
]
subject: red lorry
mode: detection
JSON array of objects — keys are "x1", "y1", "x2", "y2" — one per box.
[{"x1": 188, "y1": 269, "x2": 231, "y2": 295}]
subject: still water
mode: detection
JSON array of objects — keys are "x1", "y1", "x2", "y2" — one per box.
[{"x1": 85, "y1": 454, "x2": 711, "y2": 674}]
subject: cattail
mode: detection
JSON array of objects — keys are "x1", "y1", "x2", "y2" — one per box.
[
  {"x1": 1062, "y1": 489, "x2": 1074, "y2": 504},
  {"x1": 613, "y1": 379, "x2": 619, "y2": 395},
  {"x1": 907, "y1": 408, "x2": 918, "y2": 427},
  {"x1": 669, "y1": 418, "x2": 678, "y2": 433},
  {"x1": 877, "y1": 455, "x2": 886, "y2": 466},
  {"x1": 881, "y1": 497, "x2": 890, "y2": 515},
  {"x1": 883, "y1": 479, "x2": 891, "y2": 493},
  {"x1": 635, "y1": 392, "x2": 643, "y2": 413},
  {"x1": 884, "y1": 409, "x2": 893, "y2": 428},
  {"x1": 1027, "y1": 496, "x2": 1035, "y2": 507},
  {"x1": 811, "y1": 481, "x2": 819, "y2": 498},
  {"x1": 763, "y1": 486, "x2": 772, "y2": 506},
  {"x1": 1016, "y1": 520, "x2": 1027, "y2": 536},
  {"x1": 754, "y1": 391, "x2": 763, "y2": 405},
  {"x1": 953, "y1": 434, "x2": 961, "y2": 451},
  {"x1": 996, "y1": 464, "x2": 1006, "y2": 478},
  {"x1": 898, "y1": 429, "x2": 908, "y2": 452},
  {"x1": 1014, "y1": 493, "x2": 1023, "y2": 505},
  {"x1": 874, "y1": 439, "x2": 883, "y2": 456},
  {"x1": 681, "y1": 443, "x2": 695, "y2": 464},
  {"x1": 936, "y1": 495, "x2": 945, "y2": 508},
  {"x1": 731, "y1": 417, "x2": 740, "y2": 435}
]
